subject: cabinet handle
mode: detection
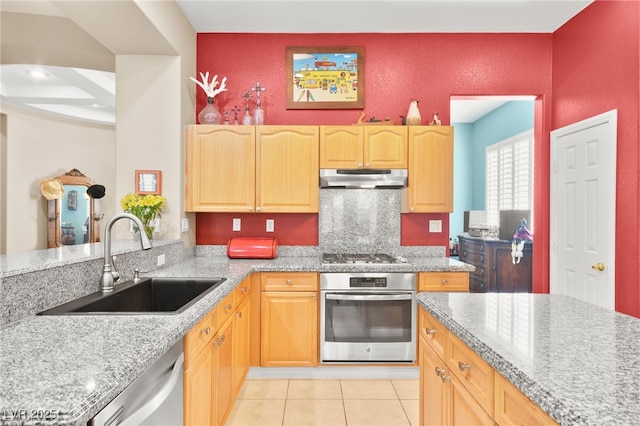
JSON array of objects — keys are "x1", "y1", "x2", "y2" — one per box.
[
  {"x1": 458, "y1": 361, "x2": 471, "y2": 372},
  {"x1": 200, "y1": 327, "x2": 211, "y2": 336},
  {"x1": 235, "y1": 311, "x2": 242, "y2": 318},
  {"x1": 256, "y1": 207, "x2": 261, "y2": 212},
  {"x1": 248, "y1": 206, "x2": 253, "y2": 211},
  {"x1": 214, "y1": 336, "x2": 225, "y2": 346},
  {"x1": 286, "y1": 279, "x2": 292, "y2": 285},
  {"x1": 311, "y1": 294, "x2": 317, "y2": 298},
  {"x1": 225, "y1": 303, "x2": 233, "y2": 310},
  {"x1": 358, "y1": 162, "x2": 363, "y2": 168},
  {"x1": 441, "y1": 279, "x2": 448, "y2": 285},
  {"x1": 440, "y1": 374, "x2": 451, "y2": 383},
  {"x1": 434, "y1": 367, "x2": 445, "y2": 376},
  {"x1": 410, "y1": 207, "x2": 415, "y2": 212},
  {"x1": 424, "y1": 328, "x2": 436, "y2": 335},
  {"x1": 365, "y1": 162, "x2": 371, "y2": 167},
  {"x1": 241, "y1": 287, "x2": 248, "y2": 293}
]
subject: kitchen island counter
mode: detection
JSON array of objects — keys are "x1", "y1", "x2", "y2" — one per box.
[
  {"x1": 417, "y1": 292, "x2": 640, "y2": 425},
  {"x1": 0, "y1": 254, "x2": 469, "y2": 426}
]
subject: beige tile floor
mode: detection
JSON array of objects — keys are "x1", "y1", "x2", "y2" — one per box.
[{"x1": 226, "y1": 379, "x2": 419, "y2": 426}]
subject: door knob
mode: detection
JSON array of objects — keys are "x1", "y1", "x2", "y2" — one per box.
[{"x1": 592, "y1": 263, "x2": 605, "y2": 271}]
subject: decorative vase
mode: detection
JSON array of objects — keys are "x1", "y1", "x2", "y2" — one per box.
[
  {"x1": 254, "y1": 107, "x2": 264, "y2": 125},
  {"x1": 198, "y1": 96, "x2": 222, "y2": 124},
  {"x1": 406, "y1": 100, "x2": 422, "y2": 125}
]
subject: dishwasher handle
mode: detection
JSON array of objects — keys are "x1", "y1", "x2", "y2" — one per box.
[
  {"x1": 119, "y1": 353, "x2": 184, "y2": 426},
  {"x1": 325, "y1": 293, "x2": 413, "y2": 301}
]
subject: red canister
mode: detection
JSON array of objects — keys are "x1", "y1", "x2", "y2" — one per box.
[{"x1": 226, "y1": 237, "x2": 279, "y2": 259}]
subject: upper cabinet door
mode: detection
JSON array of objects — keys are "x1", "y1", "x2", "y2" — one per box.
[
  {"x1": 363, "y1": 126, "x2": 408, "y2": 168},
  {"x1": 319, "y1": 126, "x2": 364, "y2": 169},
  {"x1": 256, "y1": 126, "x2": 319, "y2": 213},
  {"x1": 185, "y1": 125, "x2": 256, "y2": 212},
  {"x1": 404, "y1": 126, "x2": 454, "y2": 213}
]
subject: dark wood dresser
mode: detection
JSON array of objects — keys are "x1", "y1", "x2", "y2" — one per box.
[{"x1": 458, "y1": 233, "x2": 532, "y2": 293}]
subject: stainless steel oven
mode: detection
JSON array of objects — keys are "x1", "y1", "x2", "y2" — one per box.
[{"x1": 320, "y1": 272, "x2": 416, "y2": 363}]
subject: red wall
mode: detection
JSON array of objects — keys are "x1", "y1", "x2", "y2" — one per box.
[
  {"x1": 195, "y1": 32, "x2": 553, "y2": 254},
  {"x1": 552, "y1": 0, "x2": 640, "y2": 317}
]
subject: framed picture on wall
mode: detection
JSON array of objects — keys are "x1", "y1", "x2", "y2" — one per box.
[
  {"x1": 135, "y1": 170, "x2": 162, "y2": 195},
  {"x1": 286, "y1": 46, "x2": 364, "y2": 110}
]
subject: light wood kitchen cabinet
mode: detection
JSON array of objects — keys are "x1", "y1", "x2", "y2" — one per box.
[
  {"x1": 256, "y1": 126, "x2": 319, "y2": 213},
  {"x1": 419, "y1": 307, "x2": 558, "y2": 426},
  {"x1": 212, "y1": 314, "x2": 234, "y2": 426},
  {"x1": 184, "y1": 277, "x2": 252, "y2": 426},
  {"x1": 231, "y1": 288, "x2": 251, "y2": 398},
  {"x1": 319, "y1": 125, "x2": 407, "y2": 169},
  {"x1": 494, "y1": 373, "x2": 558, "y2": 426},
  {"x1": 419, "y1": 272, "x2": 469, "y2": 292},
  {"x1": 419, "y1": 310, "x2": 493, "y2": 426},
  {"x1": 184, "y1": 312, "x2": 215, "y2": 426},
  {"x1": 403, "y1": 126, "x2": 453, "y2": 213},
  {"x1": 185, "y1": 125, "x2": 255, "y2": 212},
  {"x1": 260, "y1": 272, "x2": 318, "y2": 366}
]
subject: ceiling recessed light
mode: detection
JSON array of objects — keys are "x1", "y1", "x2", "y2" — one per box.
[{"x1": 26, "y1": 69, "x2": 48, "y2": 79}]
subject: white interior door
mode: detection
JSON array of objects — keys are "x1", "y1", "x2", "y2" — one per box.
[{"x1": 550, "y1": 110, "x2": 617, "y2": 310}]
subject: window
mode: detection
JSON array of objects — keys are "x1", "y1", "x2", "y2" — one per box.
[{"x1": 485, "y1": 129, "x2": 533, "y2": 229}]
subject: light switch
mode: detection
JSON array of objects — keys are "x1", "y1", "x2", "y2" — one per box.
[
  {"x1": 181, "y1": 218, "x2": 189, "y2": 232},
  {"x1": 429, "y1": 220, "x2": 442, "y2": 233},
  {"x1": 266, "y1": 219, "x2": 275, "y2": 232},
  {"x1": 232, "y1": 218, "x2": 241, "y2": 231}
]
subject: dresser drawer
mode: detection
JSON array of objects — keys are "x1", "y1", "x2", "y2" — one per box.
[
  {"x1": 460, "y1": 249, "x2": 486, "y2": 266},
  {"x1": 447, "y1": 332, "x2": 494, "y2": 417},
  {"x1": 420, "y1": 272, "x2": 469, "y2": 292},
  {"x1": 419, "y1": 309, "x2": 448, "y2": 359},
  {"x1": 470, "y1": 265, "x2": 487, "y2": 279},
  {"x1": 461, "y1": 238, "x2": 486, "y2": 252},
  {"x1": 261, "y1": 272, "x2": 318, "y2": 291},
  {"x1": 469, "y1": 276, "x2": 488, "y2": 293}
]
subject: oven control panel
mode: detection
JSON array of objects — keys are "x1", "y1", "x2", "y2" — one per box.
[{"x1": 349, "y1": 277, "x2": 387, "y2": 287}]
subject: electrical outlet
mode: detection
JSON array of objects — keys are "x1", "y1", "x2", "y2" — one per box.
[
  {"x1": 181, "y1": 218, "x2": 189, "y2": 232},
  {"x1": 266, "y1": 219, "x2": 275, "y2": 232},
  {"x1": 151, "y1": 218, "x2": 160, "y2": 233},
  {"x1": 157, "y1": 254, "x2": 166, "y2": 266},
  {"x1": 429, "y1": 220, "x2": 443, "y2": 233},
  {"x1": 232, "y1": 218, "x2": 241, "y2": 231}
]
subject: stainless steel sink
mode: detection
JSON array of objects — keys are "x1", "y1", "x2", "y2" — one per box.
[{"x1": 38, "y1": 277, "x2": 226, "y2": 315}]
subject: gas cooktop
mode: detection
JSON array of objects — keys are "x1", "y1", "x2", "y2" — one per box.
[{"x1": 322, "y1": 253, "x2": 406, "y2": 264}]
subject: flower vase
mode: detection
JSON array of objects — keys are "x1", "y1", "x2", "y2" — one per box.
[{"x1": 198, "y1": 97, "x2": 222, "y2": 124}]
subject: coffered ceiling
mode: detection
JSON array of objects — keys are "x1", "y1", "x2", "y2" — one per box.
[{"x1": 1, "y1": 0, "x2": 593, "y2": 124}]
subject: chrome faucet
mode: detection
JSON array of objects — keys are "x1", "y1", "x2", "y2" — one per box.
[{"x1": 99, "y1": 213, "x2": 152, "y2": 292}]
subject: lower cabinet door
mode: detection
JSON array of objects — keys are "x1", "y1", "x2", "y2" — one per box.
[
  {"x1": 232, "y1": 297, "x2": 251, "y2": 398},
  {"x1": 450, "y1": 373, "x2": 494, "y2": 426},
  {"x1": 261, "y1": 291, "x2": 318, "y2": 366},
  {"x1": 213, "y1": 317, "x2": 234, "y2": 426},
  {"x1": 420, "y1": 339, "x2": 447, "y2": 426},
  {"x1": 184, "y1": 344, "x2": 213, "y2": 426}
]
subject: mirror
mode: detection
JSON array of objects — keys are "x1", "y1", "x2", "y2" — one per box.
[{"x1": 46, "y1": 169, "x2": 103, "y2": 248}]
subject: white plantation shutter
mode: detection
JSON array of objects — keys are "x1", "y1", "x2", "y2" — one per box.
[{"x1": 485, "y1": 129, "x2": 533, "y2": 229}]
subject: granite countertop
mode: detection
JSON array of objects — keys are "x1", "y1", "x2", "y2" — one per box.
[
  {"x1": 417, "y1": 292, "x2": 640, "y2": 426},
  {"x1": 0, "y1": 254, "x2": 470, "y2": 426}
]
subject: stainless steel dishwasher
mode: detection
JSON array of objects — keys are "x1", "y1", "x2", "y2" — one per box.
[{"x1": 89, "y1": 338, "x2": 184, "y2": 426}]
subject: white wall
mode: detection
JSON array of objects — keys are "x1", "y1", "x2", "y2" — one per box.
[{"x1": 0, "y1": 105, "x2": 115, "y2": 254}]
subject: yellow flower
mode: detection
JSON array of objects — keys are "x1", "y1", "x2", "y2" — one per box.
[{"x1": 120, "y1": 193, "x2": 167, "y2": 238}]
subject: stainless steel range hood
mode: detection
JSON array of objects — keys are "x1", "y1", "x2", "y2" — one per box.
[{"x1": 320, "y1": 169, "x2": 408, "y2": 189}]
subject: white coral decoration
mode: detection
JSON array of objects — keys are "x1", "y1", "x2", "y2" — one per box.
[{"x1": 190, "y1": 72, "x2": 227, "y2": 98}]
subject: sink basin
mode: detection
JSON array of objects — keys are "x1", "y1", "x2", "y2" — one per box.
[{"x1": 38, "y1": 277, "x2": 226, "y2": 315}]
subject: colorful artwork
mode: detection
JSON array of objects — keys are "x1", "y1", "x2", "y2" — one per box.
[{"x1": 286, "y1": 46, "x2": 364, "y2": 109}]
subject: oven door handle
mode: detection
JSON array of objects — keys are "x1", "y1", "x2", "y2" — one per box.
[{"x1": 325, "y1": 293, "x2": 413, "y2": 301}]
